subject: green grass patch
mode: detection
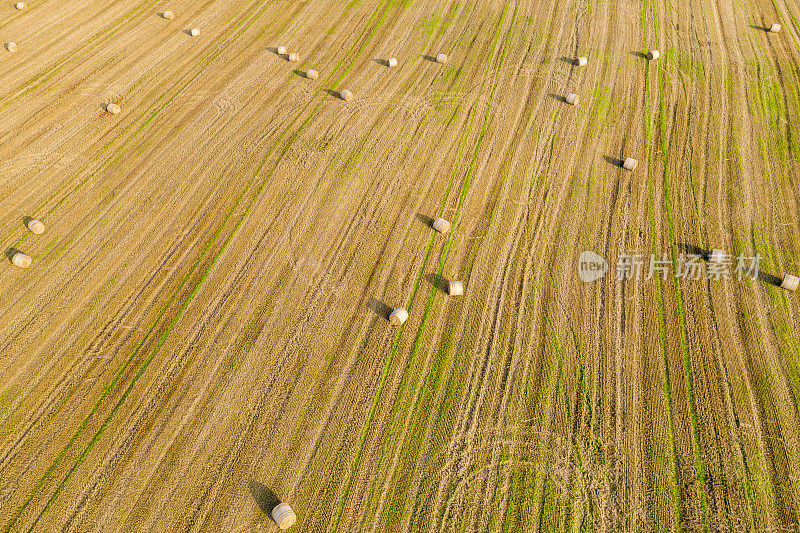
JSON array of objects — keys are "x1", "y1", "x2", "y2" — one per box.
[{"x1": 590, "y1": 85, "x2": 612, "y2": 122}]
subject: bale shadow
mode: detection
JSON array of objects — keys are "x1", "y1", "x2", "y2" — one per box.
[
  {"x1": 630, "y1": 51, "x2": 648, "y2": 59},
  {"x1": 749, "y1": 24, "x2": 770, "y2": 32},
  {"x1": 373, "y1": 58, "x2": 389, "y2": 67},
  {"x1": 367, "y1": 297, "x2": 392, "y2": 320},
  {"x1": 422, "y1": 55, "x2": 438, "y2": 63},
  {"x1": 267, "y1": 46, "x2": 289, "y2": 59},
  {"x1": 603, "y1": 155, "x2": 624, "y2": 168},
  {"x1": 415, "y1": 213, "x2": 434, "y2": 228},
  {"x1": 558, "y1": 56, "x2": 578, "y2": 65},
  {"x1": 248, "y1": 481, "x2": 281, "y2": 516},
  {"x1": 291, "y1": 69, "x2": 304, "y2": 78},
  {"x1": 548, "y1": 93, "x2": 567, "y2": 103},
  {"x1": 22, "y1": 216, "x2": 33, "y2": 229},
  {"x1": 759, "y1": 272, "x2": 782, "y2": 287},
  {"x1": 5, "y1": 247, "x2": 20, "y2": 263},
  {"x1": 677, "y1": 243, "x2": 710, "y2": 260},
  {"x1": 157, "y1": 12, "x2": 171, "y2": 19},
  {"x1": 183, "y1": 29, "x2": 194, "y2": 36},
  {"x1": 426, "y1": 273, "x2": 450, "y2": 293},
  {"x1": 324, "y1": 89, "x2": 340, "y2": 98}
]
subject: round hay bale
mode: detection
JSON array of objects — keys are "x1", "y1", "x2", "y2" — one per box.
[
  {"x1": 781, "y1": 274, "x2": 799, "y2": 291},
  {"x1": 277, "y1": 45, "x2": 287, "y2": 55},
  {"x1": 577, "y1": 56, "x2": 588, "y2": 66},
  {"x1": 15, "y1": 2, "x2": 25, "y2": 9},
  {"x1": 12, "y1": 252, "x2": 31, "y2": 269},
  {"x1": 340, "y1": 89, "x2": 353, "y2": 101},
  {"x1": 622, "y1": 157, "x2": 638, "y2": 171},
  {"x1": 435, "y1": 53, "x2": 448, "y2": 64},
  {"x1": 306, "y1": 69, "x2": 318, "y2": 80},
  {"x1": 432, "y1": 217, "x2": 451, "y2": 233},
  {"x1": 288, "y1": 52, "x2": 299, "y2": 62},
  {"x1": 647, "y1": 49, "x2": 660, "y2": 60},
  {"x1": 27, "y1": 219, "x2": 45, "y2": 234},
  {"x1": 389, "y1": 308, "x2": 408, "y2": 325},
  {"x1": 162, "y1": 10, "x2": 174, "y2": 20},
  {"x1": 709, "y1": 249, "x2": 726, "y2": 263},
  {"x1": 387, "y1": 57, "x2": 398, "y2": 68},
  {"x1": 770, "y1": 23, "x2": 781, "y2": 33},
  {"x1": 271, "y1": 503, "x2": 296, "y2": 530},
  {"x1": 6, "y1": 42, "x2": 17, "y2": 52},
  {"x1": 106, "y1": 103, "x2": 121, "y2": 114},
  {"x1": 189, "y1": 28, "x2": 200, "y2": 37},
  {"x1": 448, "y1": 280, "x2": 464, "y2": 296},
  {"x1": 566, "y1": 93, "x2": 579, "y2": 105}
]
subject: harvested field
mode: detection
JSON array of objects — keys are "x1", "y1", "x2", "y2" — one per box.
[{"x1": 2, "y1": 0, "x2": 800, "y2": 530}]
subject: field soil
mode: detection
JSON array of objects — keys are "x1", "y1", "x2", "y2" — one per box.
[{"x1": 2, "y1": 0, "x2": 800, "y2": 530}]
